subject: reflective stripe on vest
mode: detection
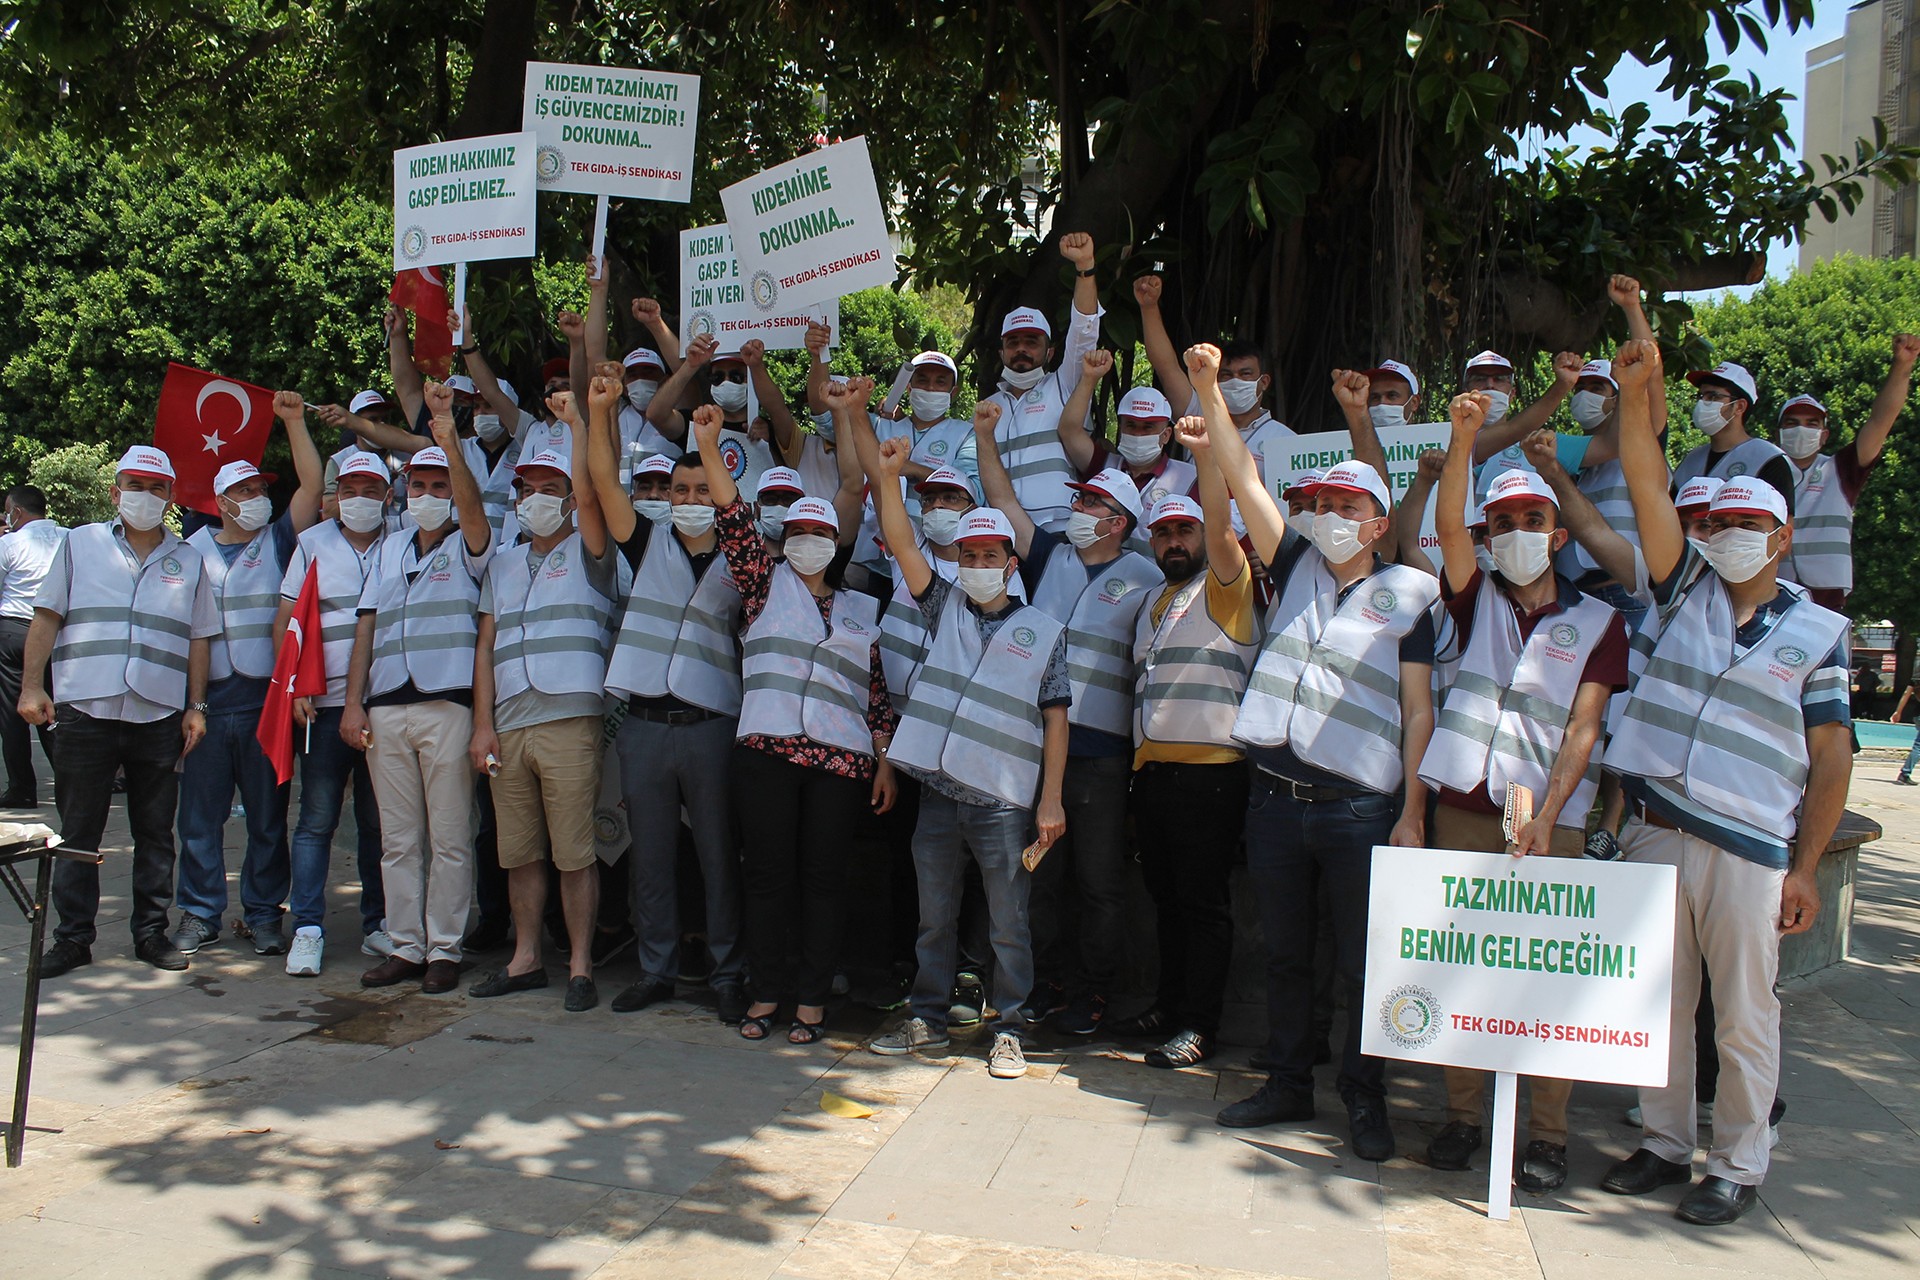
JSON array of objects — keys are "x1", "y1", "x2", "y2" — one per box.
[
  {"x1": 464, "y1": 433, "x2": 523, "y2": 539},
  {"x1": 1672, "y1": 437, "x2": 1787, "y2": 488},
  {"x1": 1233, "y1": 562, "x2": 1439, "y2": 791},
  {"x1": 289, "y1": 520, "x2": 378, "y2": 706},
  {"x1": 736, "y1": 566, "x2": 880, "y2": 755},
  {"x1": 1031, "y1": 546, "x2": 1157, "y2": 738},
  {"x1": 1419, "y1": 580, "x2": 1616, "y2": 826},
  {"x1": 367, "y1": 528, "x2": 488, "y2": 697},
  {"x1": 189, "y1": 525, "x2": 281, "y2": 681},
  {"x1": 889, "y1": 590, "x2": 1064, "y2": 807},
  {"x1": 51, "y1": 522, "x2": 204, "y2": 707},
  {"x1": 1781, "y1": 452, "x2": 1854, "y2": 591},
  {"x1": 1610, "y1": 576, "x2": 1847, "y2": 835},
  {"x1": 1133, "y1": 573, "x2": 1257, "y2": 750},
  {"x1": 486, "y1": 531, "x2": 616, "y2": 701},
  {"x1": 986, "y1": 373, "x2": 1078, "y2": 531},
  {"x1": 604, "y1": 528, "x2": 743, "y2": 712},
  {"x1": 1559, "y1": 457, "x2": 1645, "y2": 579}
]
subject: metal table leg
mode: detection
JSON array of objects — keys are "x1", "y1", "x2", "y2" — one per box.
[{"x1": 6, "y1": 854, "x2": 51, "y2": 1168}]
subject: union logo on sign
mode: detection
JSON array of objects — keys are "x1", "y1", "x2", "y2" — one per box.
[
  {"x1": 750, "y1": 271, "x2": 779, "y2": 313},
  {"x1": 1379, "y1": 983, "x2": 1443, "y2": 1050},
  {"x1": 535, "y1": 145, "x2": 566, "y2": 184},
  {"x1": 719, "y1": 439, "x2": 748, "y2": 479},
  {"x1": 399, "y1": 226, "x2": 428, "y2": 262}
]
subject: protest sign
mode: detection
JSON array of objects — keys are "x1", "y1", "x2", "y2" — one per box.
[
  {"x1": 718, "y1": 136, "x2": 893, "y2": 314},
  {"x1": 393, "y1": 132, "x2": 537, "y2": 269},
  {"x1": 1264, "y1": 423, "x2": 1452, "y2": 553},
  {"x1": 680, "y1": 224, "x2": 840, "y2": 352},
  {"x1": 522, "y1": 61, "x2": 700, "y2": 203}
]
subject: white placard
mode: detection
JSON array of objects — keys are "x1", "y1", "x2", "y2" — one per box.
[
  {"x1": 393, "y1": 132, "x2": 538, "y2": 269},
  {"x1": 1264, "y1": 422, "x2": 1453, "y2": 554},
  {"x1": 718, "y1": 136, "x2": 893, "y2": 314},
  {"x1": 522, "y1": 61, "x2": 700, "y2": 202},
  {"x1": 1360, "y1": 845, "x2": 1677, "y2": 1086},
  {"x1": 680, "y1": 224, "x2": 840, "y2": 351}
]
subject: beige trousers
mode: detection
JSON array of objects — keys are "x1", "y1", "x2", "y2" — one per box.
[{"x1": 368, "y1": 701, "x2": 477, "y2": 964}]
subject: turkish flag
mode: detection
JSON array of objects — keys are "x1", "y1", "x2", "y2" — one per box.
[
  {"x1": 390, "y1": 267, "x2": 453, "y2": 380},
  {"x1": 152, "y1": 362, "x2": 276, "y2": 516},
  {"x1": 256, "y1": 561, "x2": 328, "y2": 785}
]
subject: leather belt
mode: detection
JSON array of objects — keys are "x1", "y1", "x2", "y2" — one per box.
[
  {"x1": 1632, "y1": 801, "x2": 1680, "y2": 831},
  {"x1": 1256, "y1": 768, "x2": 1374, "y2": 804},
  {"x1": 626, "y1": 702, "x2": 720, "y2": 725}
]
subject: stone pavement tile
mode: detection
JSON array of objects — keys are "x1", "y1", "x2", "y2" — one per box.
[
  {"x1": 1052, "y1": 1047, "x2": 1224, "y2": 1103},
  {"x1": 32, "y1": 1168, "x2": 334, "y2": 1253},
  {"x1": 1518, "y1": 1187, "x2": 1688, "y2": 1263},
  {"x1": 280, "y1": 1209, "x2": 617, "y2": 1279},
  {"x1": 1381, "y1": 1175, "x2": 1539, "y2": 1280},
  {"x1": 827, "y1": 1173, "x2": 1110, "y2": 1252},
  {"x1": 384, "y1": 1156, "x2": 629, "y2": 1236},
  {"x1": 890, "y1": 1231, "x2": 1139, "y2": 1279},
  {"x1": 1100, "y1": 1204, "x2": 1388, "y2": 1279},
  {"x1": 0, "y1": 1212, "x2": 142, "y2": 1280},
  {"x1": 552, "y1": 1187, "x2": 678, "y2": 1248},
  {"x1": 596, "y1": 1202, "x2": 815, "y2": 1280},
  {"x1": 1534, "y1": 1254, "x2": 1807, "y2": 1280},
  {"x1": 810, "y1": 1051, "x2": 954, "y2": 1105},
  {"x1": 12, "y1": 1049, "x2": 195, "y2": 1108},
  {"x1": 1759, "y1": 1158, "x2": 1920, "y2": 1277},
  {"x1": 1770, "y1": 1123, "x2": 1920, "y2": 1166},
  {"x1": 934, "y1": 1054, "x2": 1160, "y2": 1120},
  {"x1": 775, "y1": 1217, "x2": 921, "y2": 1280},
  {"x1": 433, "y1": 1103, "x2": 745, "y2": 1194},
  {"x1": 0, "y1": 1138, "x2": 156, "y2": 1221},
  {"x1": 988, "y1": 1113, "x2": 1146, "y2": 1202},
  {"x1": 856, "y1": 1098, "x2": 1026, "y2": 1186}
]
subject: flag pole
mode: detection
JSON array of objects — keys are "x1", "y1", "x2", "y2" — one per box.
[
  {"x1": 590, "y1": 196, "x2": 610, "y2": 278},
  {"x1": 451, "y1": 263, "x2": 469, "y2": 347}
]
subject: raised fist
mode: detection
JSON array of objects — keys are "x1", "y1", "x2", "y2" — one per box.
[
  {"x1": 555, "y1": 310, "x2": 585, "y2": 342},
  {"x1": 739, "y1": 339, "x2": 767, "y2": 368},
  {"x1": 876, "y1": 434, "x2": 912, "y2": 478},
  {"x1": 1521, "y1": 429, "x2": 1559, "y2": 470},
  {"x1": 1553, "y1": 351, "x2": 1582, "y2": 388},
  {"x1": 1612, "y1": 338, "x2": 1659, "y2": 388},
  {"x1": 972, "y1": 402, "x2": 1003, "y2": 434},
  {"x1": 632, "y1": 297, "x2": 663, "y2": 326},
  {"x1": 588, "y1": 374, "x2": 622, "y2": 413},
  {"x1": 1082, "y1": 349, "x2": 1114, "y2": 380},
  {"x1": 1184, "y1": 343, "x2": 1221, "y2": 385},
  {"x1": 1607, "y1": 274, "x2": 1643, "y2": 308},
  {"x1": 1330, "y1": 368, "x2": 1369, "y2": 413},
  {"x1": 423, "y1": 381, "x2": 454, "y2": 416},
  {"x1": 1449, "y1": 390, "x2": 1489, "y2": 434},
  {"x1": 546, "y1": 389, "x2": 579, "y2": 424},
  {"x1": 272, "y1": 390, "x2": 306, "y2": 421},
  {"x1": 691, "y1": 403, "x2": 724, "y2": 448},
  {"x1": 1174, "y1": 414, "x2": 1211, "y2": 454},
  {"x1": 685, "y1": 334, "x2": 719, "y2": 368},
  {"x1": 1133, "y1": 274, "x2": 1163, "y2": 309},
  {"x1": 804, "y1": 319, "x2": 832, "y2": 356},
  {"x1": 1895, "y1": 333, "x2": 1920, "y2": 367},
  {"x1": 1415, "y1": 447, "x2": 1447, "y2": 482},
  {"x1": 1058, "y1": 232, "x2": 1095, "y2": 270}
]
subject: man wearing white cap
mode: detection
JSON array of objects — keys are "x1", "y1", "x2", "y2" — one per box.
[
  {"x1": 1599, "y1": 338, "x2": 1852, "y2": 1226},
  {"x1": 867, "y1": 434, "x2": 1071, "y2": 1079},
  {"x1": 274, "y1": 448, "x2": 395, "y2": 976},
  {"x1": 1673, "y1": 361, "x2": 1794, "y2": 506},
  {"x1": 1417, "y1": 402, "x2": 1630, "y2": 1191},
  {"x1": 643, "y1": 335, "x2": 796, "y2": 499},
  {"x1": 973, "y1": 412, "x2": 1160, "y2": 1034},
  {"x1": 24, "y1": 446, "x2": 220, "y2": 976},
  {"x1": 1133, "y1": 273, "x2": 1294, "y2": 479},
  {"x1": 1061, "y1": 380, "x2": 1195, "y2": 560},
  {"x1": 170, "y1": 394, "x2": 323, "y2": 961},
  {"x1": 981, "y1": 233, "x2": 1106, "y2": 532},
  {"x1": 1775, "y1": 335, "x2": 1919, "y2": 610},
  {"x1": 752, "y1": 467, "x2": 808, "y2": 547},
  {"x1": 341, "y1": 386, "x2": 494, "y2": 994},
  {"x1": 470, "y1": 387, "x2": 620, "y2": 1012},
  {"x1": 628, "y1": 452, "x2": 675, "y2": 526},
  {"x1": 1213, "y1": 365, "x2": 1438, "y2": 1159}
]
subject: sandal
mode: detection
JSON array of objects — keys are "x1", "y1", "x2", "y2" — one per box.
[
  {"x1": 739, "y1": 1013, "x2": 777, "y2": 1041},
  {"x1": 788, "y1": 1017, "x2": 825, "y2": 1045}
]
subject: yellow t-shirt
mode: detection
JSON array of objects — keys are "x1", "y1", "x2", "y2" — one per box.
[{"x1": 1133, "y1": 561, "x2": 1258, "y2": 768}]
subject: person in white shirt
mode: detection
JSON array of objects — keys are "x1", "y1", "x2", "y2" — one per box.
[
  {"x1": 1133, "y1": 273, "x2": 1294, "y2": 479},
  {"x1": 0, "y1": 485, "x2": 64, "y2": 806}
]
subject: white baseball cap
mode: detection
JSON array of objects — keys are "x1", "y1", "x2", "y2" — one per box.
[
  {"x1": 1000, "y1": 308, "x2": 1052, "y2": 339},
  {"x1": 349, "y1": 390, "x2": 390, "y2": 414},
  {"x1": 1362, "y1": 360, "x2": 1420, "y2": 397},
  {"x1": 444, "y1": 375, "x2": 477, "y2": 396},
  {"x1": 1482, "y1": 468, "x2": 1558, "y2": 511},
  {"x1": 634, "y1": 454, "x2": 675, "y2": 480},
  {"x1": 1778, "y1": 393, "x2": 1828, "y2": 421},
  {"x1": 755, "y1": 467, "x2": 806, "y2": 501},
  {"x1": 1067, "y1": 467, "x2": 1144, "y2": 523},
  {"x1": 1467, "y1": 498, "x2": 1487, "y2": 529},
  {"x1": 910, "y1": 351, "x2": 959, "y2": 376},
  {"x1": 335, "y1": 452, "x2": 391, "y2": 483},
  {"x1": 117, "y1": 445, "x2": 176, "y2": 482},
  {"x1": 1709, "y1": 478, "x2": 1788, "y2": 524},
  {"x1": 494, "y1": 378, "x2": 519, "y2": 406},
  {"x1": 1314, "y1": 460, "x2": 1392, "y2": 513},
  {"x1": 404, "y1": 447, "x2": 450, "y2": 471},
  {"x1": 1674, "y1": 476, "x2": 1724, "y2": 511},
  {"x1": 1146, "y1": 495, "x2": 1204, "y2": 529},
  {"x1": 1462, "y1": 350, "x2": 1513, "y2": 376},
  {"x1": 513, "y1": 449, "x2": 569, "y2": 477},
  {"x1": 623, "y1": 348, "x2": 666, "y2": 374},
  {"x1": 954, "y1": 508, "x2": 1016, "y2": 544},
  {"x1": 1686, "y1": 361, "x2": 1758, "y2": 404},
  {"x1": 783, "y1": 496, "x2": 839, "y2": 533},
  {"x1": 1118, "y1": 387, "x2": 1173, "y2": 422},
  {"x1": 212, "y1": 460, "x2": 261, "y2": 494},
  {"x1": 915, "y1": 466, "x2": 977, "y2": 499},
  {"x1": 1281, "y1": 469, "x2": 1323, "y2": 500},
  {"x1": 1577, "y1": 359, "x2": 1618, "y2": 390}
]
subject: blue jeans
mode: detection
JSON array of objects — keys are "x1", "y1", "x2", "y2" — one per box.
[
  {"x1": 174, "y1": 706, "x2": 291, "y2": 934},
  {"x1": 289, "y1": 704, "x2": 383, "y2": 934},
  {"x1": 1585, "y1": 579, "x2": 1649, "y2": 634},
  {"x1": 1244, "y1": 770, "x2": 1399, "y2": 1104},
  {"x1": 1902, "y1": 732, "x2": 1920, "y2": 778},
  {"x1": 907, "y1": 790, "x2": 1036, "y2": 1036}
]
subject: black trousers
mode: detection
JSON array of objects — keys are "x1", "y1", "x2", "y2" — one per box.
[
  {"x1": 0, "y1": 616, "x2": 54, "y2": 802},
  {"x1": 1132, "y1": 760, "x2": 1250, "y2": 1038},
  {"x1": 50, "y1": 707, "x2": 183, "y2": 947}
]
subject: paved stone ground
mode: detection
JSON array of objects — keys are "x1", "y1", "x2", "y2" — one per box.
[{"x1": 0, "y1": 748, "x2": 1915, "y2": 1280}]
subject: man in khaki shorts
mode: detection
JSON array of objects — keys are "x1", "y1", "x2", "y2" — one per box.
[{"x1": 469, "y1": 382, "x2": 620, "y2": 1012}]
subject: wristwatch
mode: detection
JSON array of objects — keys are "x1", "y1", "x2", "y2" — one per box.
[
  {"x1": 188, "y1": 702, "x2": 210, "y2": 713},
  {"x1": 459, "y1": 344, "x2": 481, "y2": 355},
  {"x1": 1075, "y1": 267, "x2": 1097, "y2": 278}
]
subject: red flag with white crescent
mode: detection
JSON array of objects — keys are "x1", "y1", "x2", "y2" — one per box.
[
  {"x1": 256, "y1": 561, "x2": 327, "y2": 785},
  {"x1": 151, "y1": 362, "x2": 276, "y2": 516},
  {"x1": 390, "y1": 266, "x2": 454, "y2": 380}
]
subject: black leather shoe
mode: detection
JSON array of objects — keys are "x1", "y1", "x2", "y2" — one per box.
[
  {"x1": 1425, "y1": 1121, "x2": 1483, "y2": 1171},
  {"x1": 1601, "y1": 1148, "x2": 1692, "y2": 1195},
  {"x1": 1515, "y1": 1140, "x2": 1568, "y2": 1193},
  {"x1": 0, "y1": 791, "x2": 39, "y2": 807},
  {"x1": 40, "y1": 939, "x2": 92, "y2": 978},
  {"x1": 563, "y1": 975, "x2": 598, "y2": 1012},
  {"x1": 1106, "y1": 1006, "x2": 1169, "y2": 1039},
  {"x1": 713, "y1": 982, "x2": 749, "y2": 1026},
  {"x1": 468, "y1": 966, "x2": 550, "y2": 998},
  {"x1": 134, "y1": 933, "x2": 188, "y2": 971},
  {"x1": 1675, "y1": 1175, "x2": 1758, "y2": 1225},
  {"x1": 1217, "y1": 1077, "x2": 1314, "y2": 1129},
  {"x1": 1347, "y1": 1098, "x2": 1395, "y2": 1162},
  {"x1": 1144, "y1": 1028, "x2": 1215, "y2": 1069},
  {"x1": 610, "y1": 979, "x2": 676, "y2": 1013}
]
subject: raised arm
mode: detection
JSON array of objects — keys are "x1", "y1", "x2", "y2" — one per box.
[
  {"x1": 275, "y1": 391, "x2": 323, "y2": 532},
  {"x1": 632, "y1": 297, "x2": 682, "y2": 371},
  {"x1": 1134, "y1": 274, "x2": 1192, "y2": 411},
  {"x1": 741, "y1": 340, "x2": 801, "y2": 464},
  {"x1": 1056, "y1": 349, "x2": 1110, "y2": 476},
  {"x1": 971, "y1": 401, "x2": 1035, "y2": 557},
  {"x1": 1609, "y1": 275, "x2": 1667, "y2": 432},
  {"x1": 557, "y1": 309, "x2": 589, "y2": 410},
  {"x1": 1332, "y1": 368, "x2": 1391, "y2": 495},
  {"x1": 822, "y1": 375, "x2": 873, "y2": 541},
  {"x1": 803, "y1": 319, "x2": 835, "y2": 414},
  {"x1": 1397, "y1": 448, "x2": 1446, "y2": 576},
  {"x1": 424, "y1": 386, "x2": 492, "y2": 558},
  {"x1": 1438, "y1": 392, "x2": 1488, "y2": 593},
  {"x1": 1523, "y1": 429, "x2": 1638, "y2": 587},
  {"x1": 584, "y1": 255, "x2": 611, "y2": 367},
  {"x1": 872, "y1": 435, "x2": 933, "y2": 597},
  {"x1": 1055, "y1": 232, "x2": 1102, "y2": 395},
  {"x1": 690, "y1": 403, "x2": 738, "y2": 510},
  {"x1": 586, "y1": 361, "x2": 638, "y2": 545},
  {"x1": 1180, "y1": 343, "x2": 1247, "y2": 584},
  {"x1": 1856, "y1": 333, "x2": 1920, "y2": 466},
  {"x1": 314, "y1": 403, "x2": 426, "y2": 457},
  {"x1": 648, "y1": 333, "x2": 716, "y2": 443},
  {"x1": 551, "y1": 388, "x2": 606, "y2": 558},
  {"x1": 1472, "y1": 352, "x2": 1579, "y2": 462},
  {"x1": 1199, "y1": 362, "x2": 1285, "y2": 567},
  {"x1": 384, "y1": 305, "x2": 426, "y2": 428},
  {"x1": 1613, "y1": 338, "x2": 1681, "y2": 583}
]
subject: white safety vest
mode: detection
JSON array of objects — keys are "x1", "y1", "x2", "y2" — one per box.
[
  {"x1": 1419, "y1": 579, "x2": 1616, "y2": 826},
  {"x1": 485, "y1": 531, "x2": 616, "y2": 702},
  {"x1": 1123, "y1": 456, "x2": 1197, "y2": 557},
  {"x1": 50, "y1": 522, "x2": 206, "y2": 708},
  {"x1": 879, "y1": 551, "x2": 1029, "y2": 707},
  {"x1": 1780, "y1": 452, "x2": 1854, "y2": 592},
  {"x1": 1555, "y1": 457, "x2": 1648, "y2": 582},
  {"x1": 189, "y1": 525, "x2": 282, "y2": 681},
  {"x1": 463, "y1": 433, "x2": 525, "y2": 540},
  {"x1": 1233, "y1": 563, "x2": 1439, "y2": 792},
  {"x1": 985, "y1": 373, "x2": 1079, "y2": 531},
  {"x1": 604, "y1": 528, "x2": 743, "y2": 713},
  {"x1": 890, "y1": 588, "x2": 1064, "y2": 807},
  {"x1": 1030, "y1": 545, "x2": 1159, "y2": 738},
  {"x1": 1239, "y1": 413, "x2": 1295, "y2": 484},
  {"x1": 1609, "y1": 576, "x2": 1846, "y2": 837},
  {"x1": 736, "y1": 566, "x2": 881, "y2": 755},
  {"x1": 285, "y1": 520, "x2": 379, "y2": 707},
  {"x1": 365, "y1": 528, "x2": 488, "y2": 698},
  {"x1": 1672, "y1": 436, "x2": 1787, "y2": 488},
  {"x1": 907, "y1": 417, "x2": 978, "y2": 475},
  {"x1": 1265, "y1": 538, "x2": 1333, "y2": 635},
  {"x1": 1133, "y1": 572, "x2": 1258, "y2": 750}
]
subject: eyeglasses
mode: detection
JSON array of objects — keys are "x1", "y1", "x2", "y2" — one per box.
[
  {"x1": 709, "y1": 369, "x2": 749, "y2": 385},
  {"x1": 1069, "y1": 492, "x2": 1121, "y2": 519}
]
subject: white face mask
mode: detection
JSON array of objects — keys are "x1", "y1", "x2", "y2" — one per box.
[
  {"x1": 633, "y1": 498, "x2": 672, "y2": 524},
  {"x1": 1488, "y1": 529, "x2": 1554, "y2": 585},
  {"x1": 1686, "y1": 535, "x2": 1711, "y2": 557},
  {"x1": 1779, "y1": 425, "x2": 1824, "y2": 459},
  {"x1": 921, "y1": 507, "x2": 964, "y2": 546},
  {"x1": 1001, "y1": 364, "x2": 1046, "y2": 392},
  {"x1": 1369, "y1": 403, "x2": 1407, "y2": 430},
  {"x1": 1116, "y1": 432, "x2": 1164, "y2": 465},
  {"x1": 517, "y1": 492, "x2": 569, "y2": 538},
  {"x1": 1703, "y1": 526, "x2": 1775, "y2": 583},
  {"x1": 1481, "y1": 390, "x2": 1511, "y2": 425},
  {"x1": 117, "y1": 489, "x2": 168, "y2": 531},
  {"x1": 625, "y1": 381, "x2": 657, "y2": 412},
  {"x1": 473, "y1": 413, "x2": 506, "y2": 443},
  {"x1": 1220, "y1": 378, "x2": 1262, "y2": 415},
  {"x1": 1569, "y1": 390, "x2": 1610, "y2": 431},
  {"x1": 711, "y1": 379, "x2": 750, "y2": 413},
  {"x1": 407, "y1": 495, "x2": 451, "y2": 531},
  {"x1": 1692, "y1": 399, "x2": 1734, "y2": 436},
  {"x1": 229, "y1": 495, "x2": 272, "y2": 531},
  {"x1": 1285, "y1": 509, "x2": 1318, "y2": 541},
  {"x1": 909, "y1": 388, "x2": 952, "y2": 421},
  {"x1": 956, "y1": 565, "x2": 1009, "y2": 604},
  {"x1": 337, "y1": 496, "x2": 386, "y2": 533},
  {"x1": 670, "y1": 503, "x2": 716, "y2": 537},
  {"x1": 783, "y1": 533, "x2": 837, "y2": 576},
  {"x1": 757, "y1": 505, "x2": 790, "y2": 539},
  {"x1": 1310, "y1": 511, "x2": 1375, "y2": 563},
  {"x1": 1065, "y1": 510, "x2": 1108, "y2": 548},
  {"x1": 1474, "y1": 544, "x2": 1497, "y2": 575},
  {"x1": 813, "y1": 411, "x2": 836, "y2": 441}
]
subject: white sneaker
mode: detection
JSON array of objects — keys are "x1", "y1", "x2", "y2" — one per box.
[
  {"x1": 361, "y1": 926, "x2": 396, "y2": 958},
  {"x1": 286, "y1": 927, "x2": 324, "y2": 977},
  {"x1": 988, "y1": 1032, "x2": 1027, "y2": 1079}
]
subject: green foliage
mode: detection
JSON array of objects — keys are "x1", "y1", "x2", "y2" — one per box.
[
  {"x1": 758, "y1": 285, "x2": 961, "y2": 411},
  {"x1": 1690, "y1": 255, "x2": 1920, "y2": 627},
  {"x1": 28, "y1": 442, "x2": 114, "y2": 527}
]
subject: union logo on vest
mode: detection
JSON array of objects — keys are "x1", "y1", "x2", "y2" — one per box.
[
  {"x1": 1014, "y1": 626, "x2": 1037, "y2": 647},
  {"x1": 1550, "y1": 623, "x2": 1580, "y2": 647}
]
